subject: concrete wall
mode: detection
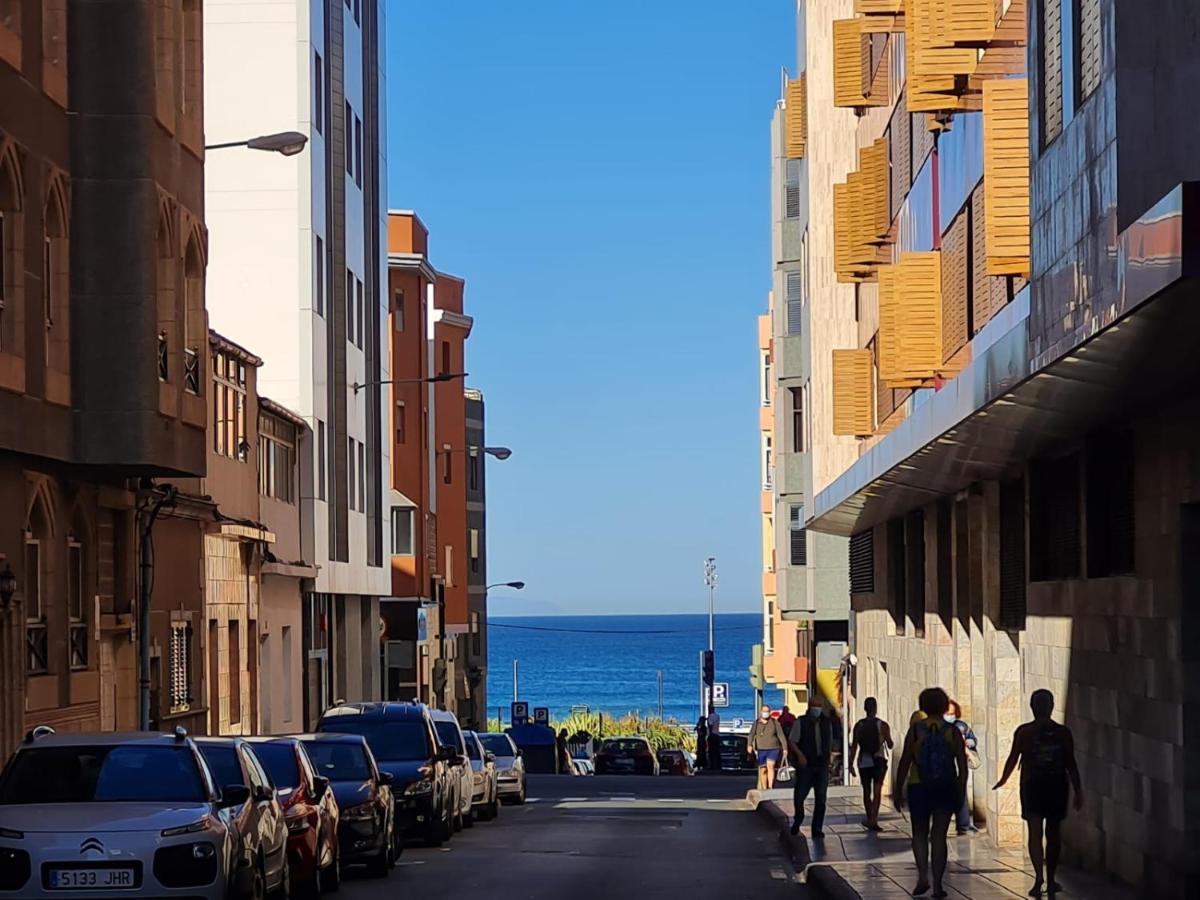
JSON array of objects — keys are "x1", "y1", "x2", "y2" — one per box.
[{"x1": 259, "y1": 577, "x2": 304, "y2": 735}]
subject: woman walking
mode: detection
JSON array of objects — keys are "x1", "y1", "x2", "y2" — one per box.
[{"x1": 748, "y1": 704, "x2": 788, "y2": 790}]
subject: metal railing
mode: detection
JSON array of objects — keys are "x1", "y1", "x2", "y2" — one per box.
[{"x1": 183, "y1": 348, "x2": 200, "y2": 394}]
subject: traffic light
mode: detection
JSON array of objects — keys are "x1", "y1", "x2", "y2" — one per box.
[
  {"x1": 748, "y1": 643, "x2": 765, "y2": 691},
  {"x1": 702, "y1": 650, "x2": 714, "y2": 687}
]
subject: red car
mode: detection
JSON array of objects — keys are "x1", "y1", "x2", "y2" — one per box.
[
  {"x1": 249, "y1": 737, "x2": 341, "y2": 896},
  {"x1": 656, "y1": 748, "x2": 696, "y2": 776}
]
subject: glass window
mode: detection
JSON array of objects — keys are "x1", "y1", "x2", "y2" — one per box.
[
  {"x1": 317, "y1": 720, "x2": 431, "y2": 762},
  {"x1": 242, "y1": 747, "x2": 272, "y2": 789},
  {"x1": 303, "y1": 740, "x2": 371, "y2": 781},
  {"x1": 433, "y1": 720, "x2": 465, "y2": 753},
  {"x1": 0, "y1": 746, "x2": 207, "y2": 804},
  {"x1": 478, "y1": 734, "x2": 515, "y2": 757},
  {"x1": 315, "y1": 235, "x2": 325, "y2": 316},
  {"x1": 199, "y1": 744, "x2": 242, "y2": 789},
  {"x1": 391, "y1": 507, "x2": 414, "y2": 555},
  {"x1": 463, "y1": 735, "x2": 481, "y2": 760},
  {"x1": 344, "y1": 101, "x2": 353, "y2": 175},
  {"x1": 314, "y1": 52, "x2": 323, "y2": 135},
  {"x1": 317, "y1": 420, "x2": 326, "y2": 501},
  {"x1": 252, "y1": 742, "x2": 300, "y2": 790}
]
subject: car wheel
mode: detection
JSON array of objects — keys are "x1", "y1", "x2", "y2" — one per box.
[
  {"x1": 514, "y1": 781, "x2": 527, "y2": 806},
  {"x1": 366, "y1": 838, "x2": 390, "y2": 879},
  {"x1": 452, "y1": 805, "x2": 464, "y2": 832},
  {"x1": 390, "y1": 822, "x2": 403, "y2": 862},
  {"x1": 319, "y1": 844, "x2": 340, "y2": 894}
]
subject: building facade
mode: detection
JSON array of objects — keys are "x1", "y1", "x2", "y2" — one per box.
[
  {"x1": 203, "y1": 0, "x2": 391, "y2": 727},
  {"x1": 803, "y1": 0, "x2": 1200, "y2": 890},
  {"x1": 0, "y1": 0, "x2": 209, "y2": 755},
  {"x1": 463, "y1": 388, "x2": 488, "y2": 724}
]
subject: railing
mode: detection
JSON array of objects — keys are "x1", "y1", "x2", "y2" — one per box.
[
  {"x1": 26, "y1": 622, "x2": 47, "y2": 674},
  {"x1": 763, "y1": 466, "x2": 776, "y2": 492},
  {"x1": 69, "y1": 622, "x2": 88, "y2": 669},
  {"x1": 183, "y1": 348, "x2": 200, "y2": 394},
  {"x1": 157, "y1": 333, "x2": 169, "y2": 381}
]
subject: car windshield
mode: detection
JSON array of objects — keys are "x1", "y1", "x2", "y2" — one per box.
[
  {"x1": 433, "y1": 721, "x2": 465, "y2": 753},
  {"x1": 719, "y1": 735, "x2": 746, "y2": 749},
  {"x1": 478, "y1": 734, "x2": 514, "y2": 757},
  {"x1": 198, "y1": 745, "x2": 243, "y2": 789},
  {"x1": 302, "y1": 741, "x2": 372, "y2": 781},
  {"x1": 601, "y1": 739, "x2": 648, "y2": 753},
  {"x1": 0, "y1": 745, "x2": 207, "y2": 804},
  {"x1": 321, "y1": 721, "x2": 431, "y2": 762},
  {"x1": 252, "y1": 743, "x2": 300, "y2": 789},
  {"x1": 463, "y1": 735, "x2": 481, "y2": 760}
]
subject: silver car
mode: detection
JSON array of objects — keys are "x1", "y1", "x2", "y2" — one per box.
[
  {"x1": 478, "y1": 732, "x2": 526, "y2": 805},
  {"x1": 462, "y1": 731, "x2": 499, "y2": 822},
  {"x1": 428, "y1": 709, "x2": 474, "y2": 831},
  {"x1": 0, "y1": 729, "x2": 239, "y2": 899}
]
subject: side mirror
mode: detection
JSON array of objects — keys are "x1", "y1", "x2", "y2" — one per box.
[
  {"x1": 436, "y1": 746, "x2": 456, "y2": 763},
  {"x1": 378, "y1": 772, "x2": 394, "y2": 786},
  {"x1": 253, "y1": 784, "x2": 274, "y2": 804},
  {"x1": 312, "y1": 776, "x2": 330, "y2": 800},
  {"x1": 221, "y1": 784, "x2": 251, "y2": 808},
  {"x1": 515, "y1": 749, "x2": 524, "y2": 758},
  {"x1": 484, "y1": 751, "x2": 496, "y2": 764},
  {"x1": 451, "y1": 753, "x2": 467, "y2": 767}
]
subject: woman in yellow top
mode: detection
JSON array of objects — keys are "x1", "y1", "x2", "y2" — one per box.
[{"x1": 892, "y1": 688, "x2": 968, "y2": 899}]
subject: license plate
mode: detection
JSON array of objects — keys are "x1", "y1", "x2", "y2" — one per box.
[{"x1": 49, "y1": 868, "x2": 136, "y2": 890}]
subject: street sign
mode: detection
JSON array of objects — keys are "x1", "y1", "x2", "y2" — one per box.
[
  {"x1": 511, "y1": 701, "x2": 529, "y2": 726},
  {"x1": 712, "y1": 682, "x2": 730, "y2": 708},
  {"x1": 533, "y1": 707, "x2": 550, "y2": 725}
]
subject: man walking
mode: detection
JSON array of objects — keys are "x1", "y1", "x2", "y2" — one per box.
[
  {"x1": 787, "y1": 696, "x2": 834, "y2": 839},
  {"x1": 848, "y1": 696, "x2": 893, "y2": 831},
  {"x1": 694, "y1": 713, "x2": 708, "y2": 771},
  {"x1": 994, "y1": 689, "x2": 1083, "y2": 897}
]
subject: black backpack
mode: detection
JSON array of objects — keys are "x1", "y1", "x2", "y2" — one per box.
[{"x1": 857, "y1": 718, "x2": 881, "y2": 756}]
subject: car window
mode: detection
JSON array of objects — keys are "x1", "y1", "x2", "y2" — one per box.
[
  {"x1": 253, "y1": 743, "x2": 301, "y2": 789},
  {"x1": 463, "y1": 734, "x2": 481, "y2": 760},
  {"x1": 296, "y1": 746, "x2": 318, "y2": 790},
  {"x1": 198, "y1": 744, "x2": 244, "y2": 789},
  {"x1": 0, "y1": 745, "x2": 207, "y2": 804},
  {"x1": 317, "y1": 719, "x2": 432, "y2": 761},
  {"x1": 242, "y1": 748, "x2": 271, "y2": 790},
  {"x1": 601, "y1": 739, "x2": 648, "y2": 753},
  {"x1": 478, "y1": 734, "x2": 515, "y2": 756},
  {"x1": 433, "y1": 720, "x2": 465, "y2": 754},
  {"x1": 302, "y1": 741, "x2": 372, "y2": 781}
]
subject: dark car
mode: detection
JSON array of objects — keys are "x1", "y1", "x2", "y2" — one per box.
[
  {"x1": 317, "y1": 702, "x2": 456, "y2": 847},
  {"x1": 299, "y1": 733, "x2": 397, "y2": 877},
  {"x1": 248, "y1": 737, "x2": 341, "y2": 895},
  {"x1": 716, "y1": 733, "x2": 756, "y2": 771},
  {"x1": 195, "y1": 737, "x2": 290, "y2": 899},
  {"x1": 594, "y1": 737, "x2": 660, "y2": 776},
  {"x1": 656, "y1": 748, "x2": 696, "y2": 776}
]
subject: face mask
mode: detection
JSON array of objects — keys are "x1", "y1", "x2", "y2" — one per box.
[
  {"x1": 945, "y1": 714, "x2": 957, "y2": 724},
  {"x1": 760, "y1": 712, "x2": 769, "y2": 721},
  {"x1": 808, "y1": 708, "x2": 821, "y2": 718}
]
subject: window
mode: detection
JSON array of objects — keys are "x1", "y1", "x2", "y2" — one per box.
[
  {"x1": 353, "y1": 0, "x2": 360, "y2": 25},
  {"x1": 317, "y1": 420, "x2": 326, "y2": 500},
  {"x1": 393, "y1": 288, "x2": 405, "y2": 331},
  {"x1": 1077, "y1": 0, "x2": 1102, "y2": 103},
  {"x1": 395, "y1": 401, "x2": 406, "y2": 444},
  {"x1": 258, "y1": 414, "x2": 297, "y2": 503},
  {"x1": 790, "y1": 387, "x2": 804, "y2": 453},
  {"x1": 786, "y1": 271, "x2": 803, "y2": 335},
  {"x1": 212, "y1": 350, "x2": 248, "y2": 460},
  {"x1": 444, "y1": 545, "x2": 454, "y2": 588},
  {"x1": 999, "y1": 478, "x2": 1027, "y2": 630},
  {"x1": 1039, "y1": 0, "x2": 1079, "y2": 146},
  {"x1": 470, "y1": 612, "x2": 481, "y2": 658},
  {"x1": 25, "y1": 538, "x2": 46, "y2": 673},
  {"x1": 470, "y1": 528, "x2": 480, "y2": 573},
  {"x1": 354, "y1": 116, "x2": 363, "y2": 187},
  {"x1": 789, "y1": 505, "x2": 807, "y2": 567},
  {"x1": 355, "y1": 278, "x2": 364, "y2": 348},
  {"x1": 391, "y1": 507, "x2": 415, "y2": 555},
  {"x1": 346, "y1": 269, "x2": 354, "y2": 340},
  {"x1": 183, "y1": 347, "x2": 200, "y2": 395},
  {"x1": 441, "y1": 341, "x2": 451, "y2": 376},
  {"x1": 357, "y1": 440, "x2": 365, "y2": 512},
  {"x1": 443, "y1": 447, "x2": 452, "y2": 485},
  {"x1": 229, "y1": 620, "x2": 241, "y2": 726},
  {"x1": 905, "y1": 510, "x2": 926, "y2": 638},
  {"x1": 1030, "y1": 453, "x2": 1081, "y2": 581},
  {"x1": 469, "y1": 448, "x2": 479, "y2": 491},
  {"x1": 761, "y1": 351, "x2": 771, "y2": 406},
  {"x1": 345, "y1": 101, "x2": 353, "y2": 176},
  {"x1": 785, "y1": 158, "x2": 801, "y2": 219},
  {"x1": 849, "y1": 530, "x2": 874, "y2": 594},
  {"x1": 157, "y1": 332, "x2": 169, "y2": 381},
  {"x1": 762, "y1": 435, "x2": 773, "y2": 491},
  {"x1": 936, "y1": 499, "x2": 952, "y2": 629},
  {"x1": 315, "y1": 235, "x2": 324, "y2": 316},
  {"x1": 67, "y1": 540, "x2": 87, "y2": 668},
  {"x1": 168, "y1": 622, "x2": 193, "y2": 712},
  {"x1": 314, "y1": 52, "x2": 324, "y2": 135},
  {"x1": 1086, "y1": 430, "x2": 1135, "y2": 577},
  {"x1": 347, "y1": 437, "x2": 357, "y2": 511},
  {"x1": 765, "y1": 599, "x2": 775, "y2": 653},
  {"x1": 281, "y1": 625, "x2": 293, "y2": 723},
  {"x1": 887, "y1": 518, "x2": 906, "y2": 634}
]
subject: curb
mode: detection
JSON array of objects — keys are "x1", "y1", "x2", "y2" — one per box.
[{"x1": 748, "y1": 793, "x2": 861, "y2": 900}]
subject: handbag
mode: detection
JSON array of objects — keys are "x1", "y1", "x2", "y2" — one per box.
[
  {"x1": 776, "y1": 763, "x2": 795, "y2": 784},
  {"x1": 966, "y1": 747, "x2": 982, "y2": 770}
]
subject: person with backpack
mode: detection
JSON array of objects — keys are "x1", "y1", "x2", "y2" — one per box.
[
  {"x1": 892, "y1": 687, "x2": 968, "y2": 898},
  {"x1": 849, "y1": 696, "x2": 894, "y2": 831},
  {"x1": 993, "y1": 689, "x2": 1083, "y2": 897}
]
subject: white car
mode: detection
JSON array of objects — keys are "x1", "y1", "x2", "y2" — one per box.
[
  {"x1": 478, "y1": 732, "x2": 527, "y2": 805},
  {"x1": 0, "y1": 729, "x2": 240, "y2": 899},
  {"x1": 462, "y1": 731, "x2": 500, "y2": 821},
  {"x1": 428, "y1": 710, "x2": 475, "y2": 830}
]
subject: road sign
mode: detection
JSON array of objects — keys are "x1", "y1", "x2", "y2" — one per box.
[
  {"x1": 533, "y1": 707, "x2": 550, "y2": 725},
  {"x1": 712, "y1": 682, "x2": 730, "y2": 708},
  {"x1": 511, "y1": 701, "x2": 529, "y2": 725}
]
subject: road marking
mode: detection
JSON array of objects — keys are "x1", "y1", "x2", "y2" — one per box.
[
  {"x1": 656, "y1": 798, "x2": 684, "y2": 803},
  {"x1": 561, "y1": 797, "x2": 588, "y2": 802},
  {"x1": 607, "y1": 796, "x2": 636, "y2": 801}
]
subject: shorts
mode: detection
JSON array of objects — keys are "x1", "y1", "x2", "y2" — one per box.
[
  {"x1": 1021, "y1": 776, "x2": 1069, "y2": 823},
  {"x1": 756, "y1": 749, "x2": 782, "y2": 766},
  {"x1": 859, "y1": 759, "x2": 888, "y2": 788},
  {"x1": 908, "y1": 781, "x2": 960, "y2": 821}
]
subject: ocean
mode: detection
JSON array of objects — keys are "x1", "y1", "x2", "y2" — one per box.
[{"x1": 485, "y1": 613, "x2": 782, "y2": 725}]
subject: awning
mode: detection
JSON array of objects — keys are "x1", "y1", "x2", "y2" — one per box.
[{"x1": 810, "y1": 184, "x2": 1197, "y2": 537}]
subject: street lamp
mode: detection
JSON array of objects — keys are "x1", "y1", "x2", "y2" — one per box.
[
  {"x1": 441, "y1": 446, "x2": 513, "y2": 461},
  {"x1": 487, "y1": 581, "x2": 525, "y2": 590},
  {"x1": 205, "y1": 131, "x2": 309, "y2": 156},
  {"x1": 352, "y1": 372, "x2": 467, "y2": 394}
]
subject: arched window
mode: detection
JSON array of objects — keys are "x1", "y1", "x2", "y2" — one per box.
[
  {"x1": 182, "y1": 231, "x2": 205, "y2": 395},
  {"x1": 0, "y1": 140, "x2": 25, "y2": 359},
  {"x1": 24, "y1": 485, "x2": 54, "y2": 675},
  {"x1": 43, "y1": 172, "x2": 69, "y2": 380},
  {"x1": 156, "y1": 205, "x2": 176, "y2": 383}
]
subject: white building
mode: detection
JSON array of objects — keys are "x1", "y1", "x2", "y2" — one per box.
[{"x1": 204, "y1": 0, "x2": 390, "y2": 723}]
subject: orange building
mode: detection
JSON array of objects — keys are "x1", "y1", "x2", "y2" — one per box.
[{"x1": 383, "y1": 212, "x2": 473, "y2": 714}]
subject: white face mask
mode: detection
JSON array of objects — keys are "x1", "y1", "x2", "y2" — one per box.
[
  {"x1": 808, "y1": 707, "x2": 821, "y2": 718},
  {"x1": 945, "y1": 714, "x2": 957, "y2": 723},
  {"x1": 760, "y1": 711, "x2": 770, "y2": 720}
]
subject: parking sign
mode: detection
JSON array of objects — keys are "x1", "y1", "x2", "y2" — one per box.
[
  {"x1": 712, "y1": 682, "x2": 730, "y2": 708},
  {"x1": 533, "y1": 707, "x2": 550, "y2": 725},
  {"x1": 511, "y1": 701, "x2": 529, "y2": 725}
]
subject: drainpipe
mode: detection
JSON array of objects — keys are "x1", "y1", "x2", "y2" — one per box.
[{"x1": 138, "y1": 483, "x2": 177, "y2": 731}]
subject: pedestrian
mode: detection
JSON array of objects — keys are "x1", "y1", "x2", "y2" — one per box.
[
  {"x1": 748, "y1": 704, "x2": 788, "y2": 790},
  {"x1": 556, "y1": 728, "x2": 572, "y2": 775},
  {"x1": 706, "y1": 704, "x2": 722, "y2": 771},
  {"x1": 786, "y1": 695, "x2": 834, "y2": 839},
  {"x1": 993, "y1": 689, "x2": 1083, "y2": 897},
  {"x1": 778, "y1": 705, "x2": 796, "y2": 735},
  {"x1": 694, "y1": 714, "x2": 708, "y2": 771},
  {"x1": 946, "y1": 700, "x2": 980, "y2": 834},
  {"x1": 848, "y1": 696, "x2": 894, "y2": 831},
  {"x1": 892, "y1": 687, "x2": 968, "y2": 899}
]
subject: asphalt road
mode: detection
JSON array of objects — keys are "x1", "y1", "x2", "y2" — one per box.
[{"x1": 337, "y1": 773, "x2": 809, "y2": 899}]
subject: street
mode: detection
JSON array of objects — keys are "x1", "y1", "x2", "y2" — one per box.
[{"x1": 339, "y1": 774, "x2": 808, "y2": 899}]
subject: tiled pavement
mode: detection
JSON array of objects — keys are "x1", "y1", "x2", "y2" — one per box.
[{"x1": 757, "y1": 786, "x2": 1137, "y2": 900}]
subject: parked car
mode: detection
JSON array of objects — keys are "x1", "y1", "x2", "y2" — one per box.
[
  {"x1": 462, "y1": 731, "x2": 500, "y2": 821},
  {"x1": 656, "y1": 748, "x2": 695, "y2": 776},
  {"x1": 594, "y1": 737, "x2": 660, "y2": 776},
  {"x1": 572, "y1": 758, "x2": 595, "y2": 776},
  {"x1": 0, "y1": 729, "x2": 239, "y2": 900},
  {"x1": 299, "y1": 733, "x2": 397, "y2": 877},
  {"x1": 317, "y1": 702, "x2": 455, "y2": 846},
  {"x1": 428, "y1": 709, "x2": 474, "y2": 830},
  {"x1": 715, "y1": 733, "x2": 756, "y2": 771},
  {"x1": 478, "y1": 732, "x2": 527, "y2": 804},
  {"x1": 195, "y1": 737, "x2": 291, "y2": 898},
  {"x1": 248, "y1": 737, "x2": 341, "y2": 894}
]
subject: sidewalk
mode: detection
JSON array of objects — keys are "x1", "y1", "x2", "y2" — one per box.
[{"x1": 751, "y1": 785, "x2": 1137, "y2": 900}]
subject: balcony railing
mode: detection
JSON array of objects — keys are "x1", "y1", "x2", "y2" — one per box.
[
  {"x1": 69, "y1": 622, "x2": 88, "y2": 669},
  {"x1": 183, "y1": 348, "x2": 200, "y2": 394},
  {"x1": 157, "y1": 333, "x2": 169, "y2": 381},
  {"x1": 763, "y1": 466, "x2": 776, "y2": 492},
  {"x1": 26, "y1": 622, "x2": 47, "y2": 674}
]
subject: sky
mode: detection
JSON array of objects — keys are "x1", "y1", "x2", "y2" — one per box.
[{"x1": 385, "y1": 3, "x2": 796, "y2": 617}]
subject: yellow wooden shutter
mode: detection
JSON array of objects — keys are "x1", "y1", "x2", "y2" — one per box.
[
  {"x1": 858, "y1": 0, "x2": 906, "y2": 33},
  {"x1": 832, "y1": 350, "x2": 876, "y2": 437},
  {"x1": 860, "y1": 138, "x2": 891, "y2": 242},
  {"x1": 834, "y1": 18, "x2": 888, "y2": 108},
  {"x1": 895, "y1": 251, "x2": 944, "y2": 381},
  {"x1": 983, "y1": 78, "x2": 1029, "y2": 276},
  {"x1": 906, "y1": 0, "x2": 978, "y2": 113},
  {"x1": 877, "y1": 266, "x2": 901, "y2": 384},
  {"x1": 785, "y1": 75, "x2": 807, "y2": 159},
  {"x1": 934, "y1": 0, "x2": 998, "y2": 46}
]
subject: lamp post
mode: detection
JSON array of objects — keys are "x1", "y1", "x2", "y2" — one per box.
[
  {"x1": 484, "y1": 582, "x2": 525, "y2": 709},
  {"x1": 351, "y1": 372, "x2": 467, "y2": 395},
  {"x1": 205, "y1": 131, "x2": 309, "y2": 156}
]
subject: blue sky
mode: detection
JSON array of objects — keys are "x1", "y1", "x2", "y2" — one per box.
[{"x1": 385, "y1": 3, "x2": 795, "y2": 616}]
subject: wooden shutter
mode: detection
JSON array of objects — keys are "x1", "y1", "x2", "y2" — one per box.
[
  {"x1": 785, "y1": 75, "x2": 807, "y2": 159},
  {"x1": 974, "y1": 0, "x2": 1028, "y2": 81},
  {"x1": 934, "y1": 0, "x2": 999, "y2": 46},
  {"x1": 983, "y1": 78, "x2": 1030, "y2": 276},
  {"x1": 858, "y1": 0, "x2": 905, "y2": 33},
  {"x1": 895, "y1": 252, "x2": 943, "y2": 382},
  {"x1": 906, "y1": 0, "x2": 978, "y2": 113},
  {"x1": 889, "y1": 94, "x2": 912, "y2": 221},
  {"x1": 832, "y1": 349, "x2": 875, "y2": 436},
  {"x1": 861, "y1": 138, "x2": 891, "y2": 242},
  {"x1": 877, "y1": 266, "x2": 901, "y2": 384},
  {"x1": 970, "y1": 181, "x2": 998, "y2": 330},
  {"x1": 941, "y1": 207, "x2": 970, "y2": 362},
  {"x1": 834, "y1": 18, "x2": 888, "y2": 108},
  {"x1": 1078, "y1": 0, "x2": 1102, "y2": 101}
]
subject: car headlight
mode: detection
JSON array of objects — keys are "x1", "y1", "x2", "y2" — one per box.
[
  {"x1": 341, "y1": 802, "x2": 375, "y2": 822},
  {"x1": 162, "y1": 818, "x2": 212, "y2": 837},
  {"x1": 404, "y1": 779, "x2": 433, "y2": 797}
]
